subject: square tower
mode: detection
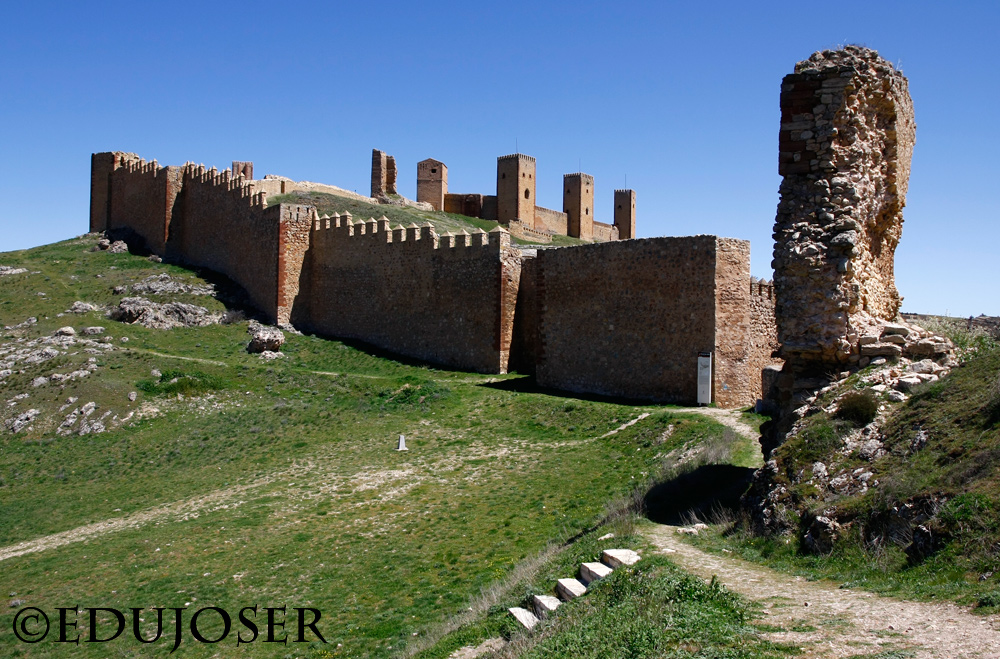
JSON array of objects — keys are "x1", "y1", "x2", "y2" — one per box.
[
  {"x1": 496, "y1": 153, "x2": 536, "y2": 226},
  {"x1": 613, "y1": 189, "x2": 636, "y2": 240},
  {"x1": 563, "y1": 173, "x2": 594, "y2": 241},
  {"x1": 232, "y1": 161, "x2": 253, "y2": 180},
  {"x1": 417, "y1": 159, "x2": 448, "y2": 211}
]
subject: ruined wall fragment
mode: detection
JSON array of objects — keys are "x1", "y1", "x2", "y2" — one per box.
[{"x1": 773, "y1": 46, "x2": 915, "y2": 368}]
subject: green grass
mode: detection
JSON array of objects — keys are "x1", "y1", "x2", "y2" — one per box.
[
  {"x1": 0, "y1": 235, "x2": 745, "y2": 658},
  {"x1": 686, "y1": 340, "x2": 1000, "y2": 610}
]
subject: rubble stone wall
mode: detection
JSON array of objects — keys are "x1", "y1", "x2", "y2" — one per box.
[
  {"x1": 302, "y1": 217, "x2": 516, "y2": 373},
  {"x1": 107, "y1": 155, "x2": 180, "y2": 254},
  {"x1": 713, "y1": 239, "x2": 753, "y2": 408},
  {"x1": 773, "y1": 46, "x2": 915, "y2": 368},
  {"x1": 533, "y1": 206, "x2": 568, "y2": 235},
  {"x1": 592, "y1": 221, "x2": 619, "y2": 243}
]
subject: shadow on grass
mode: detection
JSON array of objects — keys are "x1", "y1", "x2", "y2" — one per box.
[
  {"x1": 643, "y1": 464, "x2": 756, "y2": 525},
  {"x1": 478, "y1": 376, "x2": 694, "y2": 406}
]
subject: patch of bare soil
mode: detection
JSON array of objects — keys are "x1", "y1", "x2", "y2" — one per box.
[{"x1": 644, "y1": 523, "x2": 1000, "y2": 658}]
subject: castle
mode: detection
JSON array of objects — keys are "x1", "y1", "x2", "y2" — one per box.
[{"x1": 89, "y1": 149, "x2": 778, "y2": 409}]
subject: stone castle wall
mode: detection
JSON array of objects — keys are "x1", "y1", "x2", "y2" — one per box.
[
  {"x1": 107, "y1": 155, "x2": 181, "y2": 254},
  {"x1": 773, "y1": 46, "x2": 915, "y2": 369},
  {"x1": 748, "y1": 281, "x2": 780, "y2": 402},
  {"x1": 91, "y1": 151, "x2": 775, "y2": 405},
  {"x1": 302, "y1": 216, "x2": 516, "y2": 373},
  {"x1": 591, "y1": 221, "x2": 619, "y2": 243},
  {"x1": 530, "y1": 236, "x2": 754, "y2": 404}
]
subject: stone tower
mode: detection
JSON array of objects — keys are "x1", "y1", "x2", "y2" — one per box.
[
  {"x1": 496, "y1": 154, "x2": 536, "y2": 226},
  {"x1": 772, "y1": 46, "x2": 914, "y2": 369},
  {"x1": 371, "y1": 149, "x2": 398, "y2": 197},
  {"x1": 231, "y1": 161, "x2": 253, "y2": 180},
  {"x1": 613, "y1": 189, "x2": 636, "y2": 240},
  {"x1": 563, "y1": 173, "x2": 594, "y2": 241},
  {"x1": 417, "y1": 159, "x2": 447, "y2": 211}
]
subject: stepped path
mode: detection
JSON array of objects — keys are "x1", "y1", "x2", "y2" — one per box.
[{"x1": 644, "y1": 405, "x2": 1000, "y2": 659}]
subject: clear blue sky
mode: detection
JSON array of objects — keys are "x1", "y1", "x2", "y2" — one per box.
[{"x1": 1, "y1": 1, "x2": 996, "y2": 316}]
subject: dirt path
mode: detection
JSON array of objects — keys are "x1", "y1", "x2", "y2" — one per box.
[
  {"x1": 671, "y1": 405, "x2": 758, "y2": 440},
  {"x1": 644, "y1": 523, "x2": 1000, "y2": 658}
]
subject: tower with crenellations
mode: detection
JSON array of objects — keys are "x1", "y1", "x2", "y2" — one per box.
[
  {"x1": 496, "y1": 154, "x2": 536, "y2": 227},
  {"x1": 417, "y1": 159, "x2": 447, "y2": 211},
  {"x1": 613, "y1": 189, "x2": 636, "y2": 240}
]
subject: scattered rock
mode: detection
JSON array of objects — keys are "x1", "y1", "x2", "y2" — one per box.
[
  {"x1": 128, "y1": 392, "x2": 137, "y2": 402},
  {"x1": 31, "y1": 376, "x2": 49, "y2": 388},
  {"x1": 802, "y1": 515, "x2": 841, "y2": 554},
  {"x1": 67, "y1": 301, "x2": 98, "y2": 314},
  {"x1": 109, "y1": 297, "x2": 220, "y2": 329},
  {"x1": 247, "y1": 322, "x2": 285, "y2": 354},
  {"x1": 108, "y1": 240, "x2": 128, "y2": 254},
  {"x1": 148, "y1": 254, "x2": 163, "y2": 263},
  {"x1": 0, "y1": 265, "x2": 28, "y2": 276},
  {"x1": 129, "y1": 273, "x2": 214, "y2": 296},
  {"x1": 81, "y1": 326, "x2": 105, "y2": 335},
  {"x1": 6, "y1": 409, "x2": 39, "y2": 433},
  {"x1": 54, "y1": 326, "x2": 76, "y2": 337},
  {"x1": 96, "y1": 238, "x2": 111, "y2": 250}
]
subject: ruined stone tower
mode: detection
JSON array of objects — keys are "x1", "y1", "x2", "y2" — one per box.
[
  {"x1": 417, "y1": 159, "x2": 447, "y2": 211},
  {"x1": 496, "y1": 154, "x2": 536, "y2": 226},
  {"x1": 231, "y1": 161, "x2": 253, "y2": 180},
  {"x1": 613, "y1": 189, "x2": 636, "y2": 240},
  {"x1": 772, "y1": 45, "x2": 915, "y2": 369},
  {"x1": 371, "y1": 149, "x2": 398, "y2": 197},
  {"x1": 563, "y1": 173, "x2": 594, "y2": 241}
]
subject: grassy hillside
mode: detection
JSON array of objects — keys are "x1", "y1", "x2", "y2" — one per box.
[
  {"x1": 0, "y1": 235, "x2": 749, "y2": 658},
  {"x1": 270, "y1": 191, "x2": 588, "y2": 247},
  {"x1": 691, "y1": 325, "x2": 1000, "y2": 609}
]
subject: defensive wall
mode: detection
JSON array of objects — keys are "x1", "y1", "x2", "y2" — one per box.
[
  {"x1": 518, "y1": 237, "x2": 772, "y2": 406},
  {"x1": 92, "y1": 151, "x2": 778, "y2": 407},
  {"x1": 299, "y1": 215, "x2": 517, "y2": 374}
]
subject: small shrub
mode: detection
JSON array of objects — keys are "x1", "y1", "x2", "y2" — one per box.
[
  {"x1": 977, "y1": 588, "x2": 1000, "y2": 608},
  {"x1": 136, "y1": 369, "x2": 227, "y2": 396},
  {"x1": 836, "y1": 390, "x2": 879, "y2": 426},
  {"x1": 220, "y1": 309, "x2": 246, "y2": 325}
]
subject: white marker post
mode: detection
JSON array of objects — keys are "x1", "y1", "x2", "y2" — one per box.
[{"x1": 396, "y1": 434, "x2": 408, "y2": 451}]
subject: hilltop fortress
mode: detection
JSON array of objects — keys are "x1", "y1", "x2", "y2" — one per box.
[
  {"x1": 89, "y1": 148, "x2": 778, "y2": 408},
  {"x1": 88, "y1": 46, "x2": 921, "y2": 412}
]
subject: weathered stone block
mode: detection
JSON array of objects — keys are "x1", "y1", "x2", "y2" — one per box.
[
  {"x1": 556, "y1": 578, "x2": 586, "y2": 601},
  {"x1": 532, "y1": 595, "x2": 561, "y2": 618},
  {"x1": 579, "y1": 561, "x2": 613, "y2": 585},
  {"x1": 508, "y1": 607, "x2": 539, "y2": 630},
  {"x1": 601, "y1": 549, "x2": 641, "y2": 569}
]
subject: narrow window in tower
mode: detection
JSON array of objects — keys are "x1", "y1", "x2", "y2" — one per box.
[
  {"x1": 431, "y1": 168, "x2": 437, "y2": 174},
  {"x1": 524, "y1": 189, "x2": 530, "y2": 199},
  {"x1": 585, "y1": 207, "x2": 589, "y2": 215},
  {"x1": 501, "y1": 173, "x2": 506, "y2": 179}
]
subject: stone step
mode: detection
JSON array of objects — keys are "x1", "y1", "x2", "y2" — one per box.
[
  {"x1": 508, "y1": 606, "x2": 539, "y2": 630},
  {"x1": 601, "y1": 548, "x2": 641, "y2": 569},
  {"x1": 556, "y1": 577, "x2": 587, "y2": 601},
  {"x1": 580, "y1": 561, "x2": 613, "y2": 585},
  {"x1": 532, "y1": 594, "x2": 561, "y2": 618}
]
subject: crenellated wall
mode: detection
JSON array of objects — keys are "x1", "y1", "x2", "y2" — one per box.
[
  {"x1": 301, "y1": 215, "x2": 518, "y2": 374},
  {"x1": 91, "y1": 150, "x2": 771, "y2": 403}
]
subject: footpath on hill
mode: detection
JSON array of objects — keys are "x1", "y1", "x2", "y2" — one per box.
[{"x1": 645, "y1": 407, "x2": 1000, "y2": 659}]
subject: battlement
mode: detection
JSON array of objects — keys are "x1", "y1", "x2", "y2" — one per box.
[
  {"x1": 310, "y1": 212, "x2": 505, "y2": 253},
  {"x1": 564, "y1": 173, "x2": 594, "y2": 183},
  {"x1": 183, "y1": 162, "x2": 268, "y2": 210},
  {"x1": 750, "y1": 279, "x2": 774, "y2": 299},
  {"x1": 498, "y1": 153, "x2": 536, "y2": 163}
]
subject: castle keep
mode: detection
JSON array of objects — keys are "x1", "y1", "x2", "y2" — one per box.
[
  {"x1": 90, "y1": 149, "x2": 778, "y2": 408},
  {"x1": 414, "y1": 152, "x2": 632, "y2": 244}
]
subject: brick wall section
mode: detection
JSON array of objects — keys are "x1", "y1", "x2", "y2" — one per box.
[
  {"x1": 302, "y1": 217, "x2": 515, "y2": 373},
  {"x1": 533, "y1": 236, "x2": 752, "y2": 406},
  {"x1": 169, "y1": 164, "x2": 312, "y2": 324},
  {"x1": 231, "y1": 161, "x2": 253, "y2": 180},
  {"x1": 591, "y1": 221, "x2": 619, "y2": 243},
  {"x1": 748, "y1": 281, "x2": 780, "y2": 402},
  {"x1": 90, "y1": 152, "x2": 125, "y2": 233},
  {"x1": 533, "y1": 206, "x2": 567, "y2": 235},
  {"x1": 713, "y1": 239, "x2": 752, "y2": 408},
  {"x1": 107, "y1": 155, "x2": 178, "y2": 253},
  {"x1": 510, "y1": 254, "x2": 540, "y2": 373},
  {"x1": 443, "y1": 193, "x2": 485, "y2": 218},
  {"x1": 371, "y1": 149, "x2": 388, "y2": 197}
]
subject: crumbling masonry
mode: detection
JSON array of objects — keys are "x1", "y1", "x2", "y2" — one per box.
[{"x1": 90, "y1": 151, "x2": 778, "y2": 407}]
